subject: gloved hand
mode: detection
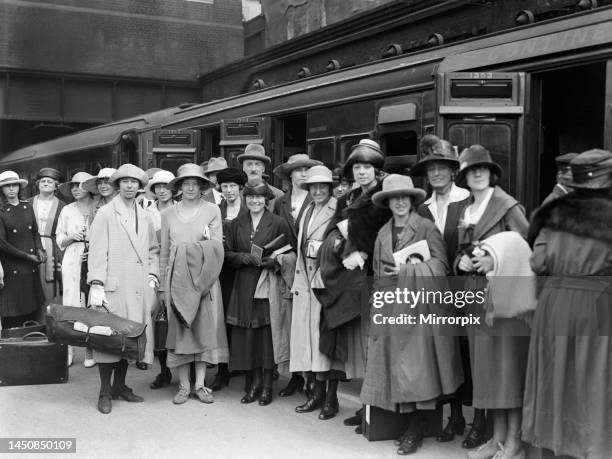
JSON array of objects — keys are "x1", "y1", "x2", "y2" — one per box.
[
  {"x1": 148, "y1": 274, "x2": 160, "y2": 289},
  {"x1": 240, "y1": 254, "x2": 261, "y2": 266},
  {"x1": 260, "y1": 257, "x2": 277, "y2": 270},
  {"x1": 89, "y1": 284, "x2": 106, "y2": 307},
  {"x1": 342, "y1": 251, "x2": 365, "y2": 270}
]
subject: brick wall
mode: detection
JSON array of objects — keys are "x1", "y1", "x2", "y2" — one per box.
[{"x1": 0, "y1": 0, "x2": 244, "y2": 81}]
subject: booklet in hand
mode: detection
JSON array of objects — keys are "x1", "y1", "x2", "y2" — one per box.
[
  {"x1": 392, "y1": 240, "x2": 431, "y2": 267},
  {"x1": 262, "y1": 234, "x2": 288, "y2": 256},
  {"x1": 251, "y1": 244, "x2": 264, "y2": 263}
]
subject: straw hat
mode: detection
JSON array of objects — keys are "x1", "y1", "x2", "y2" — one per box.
[
  {"x1": 202, "y1": 157, "x2": 228, "y2": 175},
  {"x1": 372, "y1": 174, "x2": 426, "y2": 208},
  {"x1": 82, "y1": 167, "x2": 118, "y2": 193},
  {"x1": 167, "y1": 163, "x2": 213, "y2": 191},
  {"x1": 343, "y1": 139, "x2": 385, "y2": 177},
  {"x1": 237, "y1": 144, "x2": 271, "y2": 165},
  {"x1": 299, "y1": 165, "x2": 333, "y2": 190},
  {"x1": 146, "y1": 170, "x2": 176, "y2": 193},
  {"x1": 59, "y1": 172, "x2": 94, "y2": 197},
  {"x1": 109, "y1": 164, "x2": 149, "y2": 188},
  {"x1": 411, "y1": 139, "x2": 460, "y2": 176},
  {"x1": 36, "y1": 168, "x2": 63, "y2": 182},
  {"x1": 0, "y1": 171, "x2": 28, "y2": 189},
  {"x1": 566, "y1": 149, "x2": 612, "y2": 190},
  {"x1": 217, "y1": 168, "x2": 247, "y2": 186},
  {"x1": 274, "y1": 154, "x2": 322, "y2": 179},
  {"x1": 455, "y1": 145, "x2": 503, "y2": 189}
]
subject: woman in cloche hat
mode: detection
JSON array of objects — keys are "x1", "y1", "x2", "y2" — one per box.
[
  {"x1": 29, "y1": 168, "x2": 65, "y2": 309},
  {"x1": 56, "y1": 172, "x2": 97, "y2": 367},
  {"x1": 362, "y1": 174, "x2": 463, "y2": 456},
  {"x1": 523, "y1": 149, "x2": 612, "y2": 458},
  {"x1": 158, "y1": 164, "x2": 228, "y2": 405},
  {"x1": 452, "y1": 145, "x2": 530, "y2": 459},
  {"x1": 83, "y1": 167, "x2": 117, "y2": 213},
  {"x1": 0, "y1": 171, "x2": 46, "y2": 330}
]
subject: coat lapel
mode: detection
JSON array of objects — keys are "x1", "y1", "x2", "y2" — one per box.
[
  {"x1": 251, "y1": 210, "x2": 275, "y2": 248},
  {"x1": 471, "y1": 188, "x2": 516, "y2": 241},
  {"x1": 113, "y1": 198, "x2": 143, "y2": 263},
  {"x1": 306, "y1": 198, "x2": 337, "y2": 239}
]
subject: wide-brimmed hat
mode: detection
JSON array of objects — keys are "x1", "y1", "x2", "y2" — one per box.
[
  {"x1": 202, "y1": 157, "x2": 228, "y2": 175},
  {"x1": 109, "y1": 164, "x2": 149, "y2": 188},
  {"x1": 82, "y1": 167, "x2": 118, "y2": 193},
  {"x1": 343, "y1": 139, "x2": 385, "y2": 177},
  {"x1": 455, "y1": 145, "x2": 503, "y2": 188},
  {"x1": 0, "y1": 171, "x2": 28, "y2": 189},
  {"x1": 243, "y1": 180, "x2": 274, "y2": 200},
  {"x1": 372, "y1": 174, "x2": 426, "y2": 208},
  {"x1": 59, "y1": 172, "x2": 94, "y2": 197},
  {"x1": 167, "y1": 163, "x2": 213, "y2": 191},
  {"x1": 217, "y1": 167, "x2": 247, "y2": 186},
  {"x1": 567, "y1": 149, "x2": 612, "y2": 190},
  {"x1": 237, "y1": 144, "x2": 271, "y2": 165},
  {"x1": 36, "y1": 168, "x2": 63, "y2": 183},
  {"x1": 146, "y1": 170, "x2": 176, "y2": 193},
  {"x1": 411, "y1": 139, "x2": 459, "y2": 176},
  {"x1": 274, "y1": 154, "x2": 322, "y2": 179},
  {"x1": 554, "y1": 152, "x2": 579, "y2": 166},
  {"x1": 299, "y1": 165, "x2": 333, "y2": 190}
]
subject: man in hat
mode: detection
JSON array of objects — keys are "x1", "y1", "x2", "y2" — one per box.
[
  {"x1": 540, "y1": 152, "x2": 578, "y2": 206},
  {"x1": 201, "y1": 157, "x2": 227, "y2": 205},
  {"x1": 87, "y1": 163, "x2": 160, "y2": 414},
  {"x1": 238, "y1": 144, "x2": 284, "y2": 201}
]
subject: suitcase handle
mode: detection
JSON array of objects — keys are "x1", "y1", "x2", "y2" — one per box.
[
  {"x1": 22, "y1": 320, "x2": 41, "y2": 327},
  {"x1": 22, "y1": 331, "x2": 47, "y2": 340}
]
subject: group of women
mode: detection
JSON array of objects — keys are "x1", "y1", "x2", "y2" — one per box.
[{"x1": 0, "y1": 136, "x2": 609, "y2": 459}]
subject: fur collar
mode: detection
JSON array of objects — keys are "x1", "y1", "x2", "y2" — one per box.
[{"x1": 529, "y1": 192, "x2": 612, "y2": 246}]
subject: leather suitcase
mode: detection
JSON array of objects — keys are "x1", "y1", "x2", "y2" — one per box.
[
  {"x1": 1, "y1": 320, "x2": 46, "y2": 339},
  {"x1": 362, "y1": 404, "x2": 443, "y2": 441},
  {"x1": 0, "y1": 332, "x2": 68, "y2": 386}
]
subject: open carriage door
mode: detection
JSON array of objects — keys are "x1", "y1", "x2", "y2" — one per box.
[{"x1": 436, "y1": 72, "x2": 531, "y2": 208}]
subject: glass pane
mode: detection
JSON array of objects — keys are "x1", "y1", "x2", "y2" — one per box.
[
  {"x1": 383, "y1": 131, "x2": 417, "y2": 157},
  {"x1": 480, "y1": 123, "x2": 512, "y2": 191},
  {"x1": 158, "y1": 156, "x2": 192, "y2": 175},
  {"x1": 308, "y1": 139, "x2": 335, "y2": 169}
]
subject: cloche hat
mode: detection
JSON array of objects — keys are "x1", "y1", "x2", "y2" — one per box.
[
  {"x1": 455, "y1": 145, "x2": 503, "y2": 189},
  {"x1": 202, "y1": 157, "x2": 228, "y2": 175},
  {"x1": 217, "y1": 167, "x2": 247, "y2": 187},
  {"x1": 343, "y1": 139, "x2": 385, "y2": 177},
  {"x1": 109, "y1": 164, "x2": 149, "y2": 188},
  {"x1": 36, "y1": 168, "x2": 63, "y2": 183},
  {"x1": 167, "y1": 163, "x2": 212, "y2": 191},
  {"x1": 0, "y1": 171, "x2": 28, "y2": 189},
  {"x1": 243, "y1": 179, "x2": 274, "y2": 200},
  {"x1": 372, "y1": 174, "x2": 426, "y2": 208},
  {"x1": 146, "y1": 170, "x2": 176, "y2": 193},
  {"x1": 82, "y1": 167, "x2": 118, "y2": 193},
  {"x1": 59, "y1": 172, "x2": 94, "y2": 197},
  {"x1": 411, "y1": 138, "x2": 460, "y2": 176},
  {"x1": 299, "y1": 165, "x2": 333, "y2": 190},
  {"x1": 274, "y1": 154, "x2": 322, "y2": 179}
]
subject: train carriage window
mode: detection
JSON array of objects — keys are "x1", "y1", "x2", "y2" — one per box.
[
  {"x1": 308, "y1": 138, "x2": 335, "y2": 169},
  {"x1": 380, "y1": 131, "x2": 418, "y2": 157},
  {"x1": 157, "y1": 155, "x2": 192, "y2": 175}
]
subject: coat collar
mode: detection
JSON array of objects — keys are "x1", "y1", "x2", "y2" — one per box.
[
  {"x1": 424, "y1": 183, "x2": 470, "y2": 206},
  {"x1": 303, "y1": 197, "x2": 337, "y2": 239},
  {"x1": 461, "y1": 186, "x2": 518, "y2": 242}
]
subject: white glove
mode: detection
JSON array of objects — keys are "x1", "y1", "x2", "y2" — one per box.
[
  {"x1": 148, "y1": 274, "x2": 160, "y2": 289},
  {"x1": 89, "y1": 284, "x2": 106, "y2": 307},
  {"x1": 342, "y1": 251, "x2": 365, "y2": 270}
]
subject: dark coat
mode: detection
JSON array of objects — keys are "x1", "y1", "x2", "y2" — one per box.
[
  {"x1": 224, "y1": 209, "x2": 293, "y2": 328},
  {"x1": 272, "y1": 190, "x2": 311, "y2": 248},
  {"x1": 0, "y1": 201, "x2": 45, "y2": 317},
  {"x1": 218, "y1": 198, "x2": 248, "y2": 312},
  {"x1": 539, "y1": 183, "x2": 570, "y2": 208},
  {"x1": 418, "y1": 198, "x2": 469, "y2": 265}
]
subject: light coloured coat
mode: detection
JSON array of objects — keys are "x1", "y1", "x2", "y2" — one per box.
[{"x1": 87, "y1": 195, "x2": 160, "y2": 364}]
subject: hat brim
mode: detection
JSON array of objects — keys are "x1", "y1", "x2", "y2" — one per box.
[
  {"x1": 410, "y1": 156, "x2": 459, "y2": 177},
  {"x1": 204, "y1": 166, "x2": 228, "y2": 175},
  {"x1": 58, "y1": 181, "x2": 91, "y2": 197},
  {"x1": 372, "y1": 188, "x2": 427, "y2": 208},
  {"x1": 0, "y1": 179, "x2": 28, "y2": 189},
  {"x1": 299, "y1": 178, "x2": 333, "y2": 190},
  {"x1": 237, "y1": 153, "x2": 271, "y2": 164},
  {"x1": 81, "y1": 177, "x2": 102, "y2": 194},
  {"x1": 455, "y1": 162, "x2": 503, "y2": 188},
  {"x1": 167, "y1": 174, "x2": 213, "y2": 192},
  {"x1": 146, "y1": 179, "x2": 172, "y2": 193},
  {"x1": 566, "y1": 176, "x2": 612, "y2": 190},
  {"x1": 274, "y1": 160, "x2": 322, "y2": 178}
]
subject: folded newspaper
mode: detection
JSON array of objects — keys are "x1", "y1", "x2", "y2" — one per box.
[{"x1": 392, "y1": 239, "x2": 431, "y2": 267}]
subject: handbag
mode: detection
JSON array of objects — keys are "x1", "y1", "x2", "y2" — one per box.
[
  {"x1": 45, "y1": 304, "x2": 146, "y2": 361},
  {"x1": 153, "y1": 306, "x2": 168, "y2": 351}
]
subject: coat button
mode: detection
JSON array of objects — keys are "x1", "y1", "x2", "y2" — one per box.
[
  {"x1": 28, "y1": 225, "x2": 32, "y2": 230},
  {"x1": 296, "y1": 270, "x2": 300, "y2": 274},
  {"x1": 13, "y1": 270, "x2": 17, "y2": 274},
  {"x1": 294, "y1": 291, "x2": 299, "y2": 296},
  {"x1": 30, "y1": 248, "x2": 34, "y2": 252},
  {"x1": 12, "y1": 229, "x2": 17, "y2": 233},
  {"x1": 32, "y1": 269, "x2": 36, "y2": 273},
  {"x1": 308, "y1": 266, "x2": 312, "y2": 271}
]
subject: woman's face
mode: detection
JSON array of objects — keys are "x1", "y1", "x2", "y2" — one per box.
[
  {"x1": 153, "y1": 183, "x2": 172, "y2": 203},
  {"x1": 2, "y1": 184, "x2": 19, "y2": 200},
  {"x1": 71, "y1": 183, "x2": 88, "y2": 200},
  {"x1": 220, "y1": 182, "x2": 240, "y2": 203},
  {"x1": 97, "y1": 178, "x2": 114, "y2": 197},
  {"x1": 426, "y1": 162, "x2": 454, "y2": 190},
  {"x1": 38, "y1": 177, "x2": 57, "y2": 194},
  {"x1": 246, "y1": 194, "x2": 266, "y2": 214},
  {"x1": 333, "y1": 180, "x2": 350, "y2": 199},
  {"x1": 309, "y1": 183, "x2": 331, "y2": 205},
  {"x1": 290, "y1": 167, "x2": 309, "y2": 188},
  {"x1": 118, "y1": 178, "x2": 140, "y2": 200},
  {"x1": 180, "y1": 178, "x2": 202, "y2": 201},
  {"x1": 388, "y1": 195, "x2": 412, "y2": 218},
  {"x1": 352, "y1": 162, "x2": 376, "y2": 188},
  {"x1": 466, "y1": 166, "x2": 491, "y2": 191}
]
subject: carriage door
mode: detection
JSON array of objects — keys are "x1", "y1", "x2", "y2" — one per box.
[
  {"x1": 219, "y1": 118, "x2": 266, "y2": 169},
  {"x1": 152, "y1": 130, "x2": 198, "y2": 175},
  {"x1": 437, "y1": 72, "x2": 528, "y2": 206}
]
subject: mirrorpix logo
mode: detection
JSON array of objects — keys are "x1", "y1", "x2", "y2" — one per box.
[{"x1": 371, "y1": 287, "x2": 485, "y2": 326}]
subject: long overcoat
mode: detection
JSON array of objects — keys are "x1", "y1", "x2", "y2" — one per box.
[
  {"x1": 452, "y1": 185, "x2": 530, "y2": 409},
  {"x1": 87, "y1": 195, "x2": 160, "y2": 364},
  {"x1": 360, "y1": 212, "x2": 463, "y2": 411},
  {"x1": 272, "y1": 190, "x2": 311, "y2": 247},
  {"x1": 290, "y1": 197, "x2": 338, "y2": 372}
]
